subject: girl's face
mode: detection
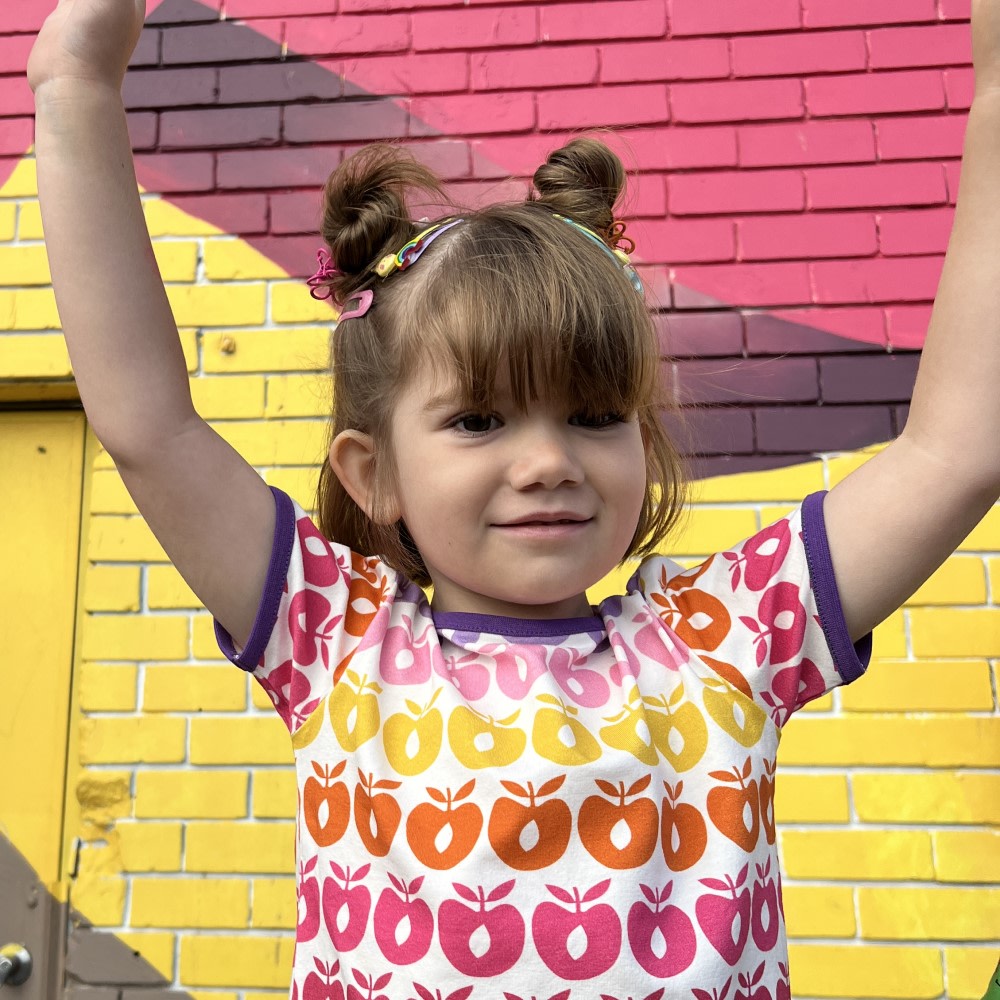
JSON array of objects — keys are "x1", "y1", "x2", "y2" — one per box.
[{"x1": 387, "y1": 360, "x2": 650, "y2": 620}]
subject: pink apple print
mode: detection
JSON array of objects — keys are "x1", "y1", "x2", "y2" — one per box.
[
  {"x1": 492, "y1": 644, "x2": 548, "y2": 700},
  {"x1": 626, "y1": 881, "x2": 696, "y2": 977},
  {"x1": 410, "y1": 983, "x2": 474, "y2": 1000},
  {"x1": 751, "y1": 859, "x2": 780, "y2": 952},
  {"x1": 692, "y1": 979, "x2": 734, "y2": 1000},
  {"x1": 735, "y1": 960, "x2": 772, "y2": 1000},
  {"x1": 373, "y1": 873, "x2": 434, "y2": 964},
  {"x1": 775, "y1": 961, "x2": 791, "y2": 1000},
  {"x1": 607, "y1": 620, "x2": 645, "y2": 688},
  {"x1": 259, "y1": 657, "x2": 319, "y2": 730},
  {"x1": 346, "y1": 968, "x2": 392, "y2": 1000},
  {"x1": 695, "y1": 863, "x2": 751, "y2": 965},
  {"x1": 503, "y1": 993, "x2": 572, "y2": 1000},
  {"x1": 739, "y1": 582, "x2": 805, "y2": 668},
  {"x1": 548, "y1": 646, "x2": 611, "y2": 708},
  {"x1": 531, "y1": 879, "x2": 622, "y2": 980},
  {"x1": 298, "y1": 856, "x2": 321, "y2": 942},
  {"x1": 596, "y1": 991, "x2": 664, "y2": 1000},
  {"x1": 298, "y1": 516, "x2": 347, "y2": 588},
  {"x1": 633, "y1": 616, "x2": 689, "y2": 674},
  {"x1": 290, "y1": 586, "x2": 342, "y2": 672},
  {"x1": 302, "y1": 957, "x2": 344, "y2": 1000},
  {"x1": 726, "y1": 520, "x2": 791, "y2": 593},
  {"x1": 434, "y1": 651, "x2": 491, "y2": 701},
  {"x1": 322, "y1": 862, "x2": 372, "y2": 952},
  {"x1": 438, "y1": 880, "x2": 525, "y2": 977},
  {"x1": 378, "y1": 615, "x2": 436, "y2": 686}
]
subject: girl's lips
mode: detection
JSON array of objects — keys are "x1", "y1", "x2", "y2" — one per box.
[{"x1": 493, "y1": 519, "x2": 592, "y2": 538}]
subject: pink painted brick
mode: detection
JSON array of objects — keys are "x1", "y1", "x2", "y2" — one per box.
[
  {"x1": 0, "y1": 34, "x2": 32, "y2": 74},
  {"x1": 341, "y1": 52, "x2": 469, "y2": 95},
  {"x1": 671, "y1": 78, "x2": 802, "y2": 124},
  {"x1": 472, "y1": 46, "x2": 598, "y2": 90},
  {"x1": 668, "y1": 0, "x2": 799, "y2": 37},
  {"x1": 412, "y1": 8, "x2": 537, "y2": 52},
  {"x1": 286, "y1": 14, "x2": 410, "y2": 56},
  {"x1": 270, "y1": 192, "x2": 322, "y2": 235},
  {"x1": 803, "y1": 0, "x2": 937, "y2": 29},
  {"x1": 617, "y1": 126, "x2": 737, "y2": 170},
  {"x1": 160, "y1": 107, "x2": 280, "y2": 149},
  {"x1": 671, "y1": 261, "x2": 812, "y2": 308},
  {"x1": 0, "y1": 76, "x2": 33, "y2": 117},
  {"x1": 746, "y1": 307, "x2": 885, "y2": 351},
  {"x1": 739, "y1": 121, "x2": 876, "y2": 168},
  {"x1": 731, "y1": 30, "x2": 865, "y2": 78},
  {"x1": 341, "y1": 139, "x2": 472, "y2": 179},
  {"x1": 127, "y1": 112, "x2": 157, "y2": 151},
  {"x1": 654, "y1": 311, "x2": 744, "y2": 358},
  {"x1": 807, "y1": 70, "x2": 946, "y2": 117},
  {"x1": 443, "y1": 177, "x2": 534, "y2": 209},
  {"x1": 944, "y1": 66, "x2": 974, "y2": 110},
  {"x1": 738, "y1": 212, "x2": 877, "y2": 261},
  {"x1": 217, "y1": 147, "x2": 338, "y2": 189},
  {"x1": 541, "y1": 0, "x2": 666, "y2": 42},
  {"x1": 470, "y1": 134, "x2": 576, "y2": 178},
  {"x1": 807, "y1": 162, "x2": 947, "y2": 210},
  {"x1": 0, "y1": 118, "x2": 33, "y2": 157},
  {"x1": 668, "y1": 169, "x2": 804, "y2": 215},
  {"x1": 285, "y1": 100, "x2": 409, "y2": 142},
  {"x1": 220, "y1": 62, "x2": 342, "y2": 104},
  {"x1": 811, "y1": 255, "x2": 944, "y2": 304},
  {"x1": 601, "y1": 38, "x2": 729, "y2": 83},
  {"x1": 339, "y1": 0, "x2": 464, "y2": 10},
  {"x1": 135, "y1": 152, "x2": 215, "y2": 192},
  {"x1": 877, "y1": 207, "x2": 954, "y2": 255},
  {"x1": 226, "y1": 0, "x2": 335, "y2": 15},
  {"x1": 171, "y1": 194, "x2": 269, "y2": 235},
  {"x1": 538, "y1": 83, "x2": 668, "y2": 129},
  {"x1": 886, "y1": 304, "x2": 932, "y2": 349},
  {"x1": 869, "y1": 24, "x2": 971, "y2": 70},
  {"x1": 628, "y1": 179, "x2": 668, "y2": 219},
  {"x1": 148, "y1": 0, "x2": 222, "y2": 24},
  {"x1": 635, "y1": 217, "x2": 735, "y2": 263},
  {"x1": 410, "y1": 92, "x2": 535, "y2": 137},
  {"x1": 944, "y1": 160, "x2": 961, "y2": 205},
  {"x1": 875, "y1": 114, "x2": 966, "y2": 161},
  {"x1": 939, "y1": 0, "x2": 970, "y2": 18}
]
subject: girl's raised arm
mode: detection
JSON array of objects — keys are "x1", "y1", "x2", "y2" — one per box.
[{"x1": 30, "y1": 0, "x2": 277, "y2": 652}]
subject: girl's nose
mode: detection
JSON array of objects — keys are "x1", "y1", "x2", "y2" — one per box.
[{"x1": 508, "y1": 422, "x2": 585, "y2": 490}]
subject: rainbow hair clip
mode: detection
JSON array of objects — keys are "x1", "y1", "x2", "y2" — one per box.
[
  {"x1": 553, "y1": 213, "x2": 644, "y2": 296},
  {"x1": 375, "y1": 218, "x2": 465, "y2": 278}
]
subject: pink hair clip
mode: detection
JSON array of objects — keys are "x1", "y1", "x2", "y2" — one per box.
[
  {"x1": 306, "y1": 248, "x2": 341, "y2": 300},
  {"x1": 337, "y1": 289, "x2": 373, "y2": 322}
]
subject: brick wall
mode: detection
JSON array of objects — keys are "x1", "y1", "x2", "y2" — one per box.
[{"x1": 2, "y1": 0, "x2": 998, "y2": 997}]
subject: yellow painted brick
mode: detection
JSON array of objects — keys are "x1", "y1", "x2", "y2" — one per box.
[
  {"x1": 271, "y1": 281, "x2": 337, "y2": 323},
  {"x1": 202, "y1": 327, "x2": 329, "y2": 373},
  {"x1": 152, "y1": 241, "x2": 198, "y2": 282},
  {"x1": 147, "y1": 564, "x2": 202, "y2": 610},
  {"x1": 797, "y1": 691, "x2": 833, "y2": 713},
  {"x1": 17, "y1": 200, "x2": 43, "y2": 238},
  {"x1": 0, "y1": 245, "x2": 50, "y2": 285},
  {"x1": 79, "y1": 664, "x2": 138, "y2": 711},
  {"x1": 665, "y1": 507, "x2": 760, "y2": 557},
  {"x1": 81, "y1": 615, "x2": 188, "y2": 661},
  {"x1": 264, "y1": 467, "x2": 321, "y2": 507},
  {"x1": 907, "y1": 556, "x2": 988, "y2": 605},
  {"x1": 84, "y1": 564, "x2": 141, "y2": 611},
  {"x1": 134, "y1": 771, "x2": 248, "y2": 820},
  {"x1": 2, "y1": 159, "x2": 38, "y2": 198},
  {"x1": 780, "y1": 829, "x2": 934, "y2": 879},
  {"x1": 206, "y1": 417, "x2": 326, "y2": 466},
  {"x1": 87, "y1": 514, "x2": 169, "y2": 561},
  {"x1": 185, "y1": 821, "x2": 294, "y2": 874},
  {"x1": 76, "y1": 772, "x2": 133, "y2": 831},
  {"x1": 190, "y1": 718, "x2": 293, "y2": 765},
  {"x1": 203, "y1": 239, "x2": 288, "y2": 280},
  {"x1": 692, "y1": 460, "x2": 826, "y2": 503},
  {"x1": 143, "y1": 197, "x2": 223, "y2": 237},
  {"x1": 117, "y1": 821, "x2": 183, "y2": 872},
  {"x1": 251, "y1": 679, "x2": 275, "y2": 710},
  {"x1": 782, "y1": 885, "x2": 856, "y2": 937},
  {"x1": 910, "y1": 608, "x2": 1000, "y2": 657},
  {"x1": 853, "y1": 771, "x2": 1000, "y2": 825},
  {"x1": 946, "y1": 947, "x2": 1000, "y2": 1000},
  {"x1": 191, "y1": 994, "x2": 238, "y2": 1000},
  {"x1": 180, "y1": 934, "x2": 293, "y2": 988},
  {"x1": 89, "y1": 468, "x2": 137, "y2": 514},
  {"x1": 825, "y1": 443, "x2": 888, "y2": 487},
  {"x1": 166, "y1": 284, "x2": 266, "y2": 326},
  {"x1": 788, "y1": 943, "x2": 942, "y2": 998},
  {"x1": 842, "y1": 659, "x2": 994, "y2": 712},
  {"x1": 251, "y1": 877, "x2": 295, "y2": 929},
  {"x1": 253, "y1": 769, "x2": 297, "y2": 819},
  {"x1": 933, "y1": 830, "x2": 1000, "y2": 883},
  {"x1": 0, "y1": 332, "x2": 71, "y2": 374},
  {"x1": 80, "y1": 716, "x2": 186, "y2": 764},
  {"x1": 778, "y1": 717, "x2": 1000, "y2": 767},
  {"x1": 957, "y1": 503, "x2": 1000, "y2": 550},
  {"x1": 858, "y1": 886, "x2": 1000, "y2": 940},
  {"x1": 193, "y1": 613, "x2": 236, "y2": 662},
  {"x1": 131, "y1": 877, "x2": 250, "y2": 928},
  {"x1": 117, "y1": 931, "x2": 176, "y2": 980},
  {"x1": 76, "y1": 842, "x2": 118, "y2": 878},
  {"x1": 773, "y1": 773, "x2": 850, "y2": 823},
  {"x1": 759, "y1": 504, "x2": 797, "y2": 525},
  {"x1": 873, "y1": 608, "x2": 907, "y2": 656},
  {"x1": 190, "y1": 374, "x2": 266, "y2": 419},
  {"x1": 265, "y1": 374, "x2": 332, "y2": 419},
  {"x1": 0, "y1": 203, "x2": 15, "y2": 239},
  {"x1": 3, "y1": 288, "x2": 61, "y2": 329},
  {"x1": 179, "y1": 327, "x2": 199, "y2": 372},
  {"x1": 145, "y1": 665, "x2": 247, "y2": 712},
  {"x1": 70, "y1": 874, "x2": 126, "y2": 926},
  {"x1": 989, "y1": 556, "x2": 1000, "y2": 596}
]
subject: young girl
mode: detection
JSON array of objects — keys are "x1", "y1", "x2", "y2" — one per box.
[{"x1": 29, "y1": 0, "x2": 1000, "y2": 997}]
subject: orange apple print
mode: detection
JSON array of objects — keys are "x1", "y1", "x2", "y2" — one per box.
[
  {"x1": 707, "y1": 755, "x2": 760, "y2": 852},
  {"x1": 488, "y1": 774, "x2": 572, "y2": 870},
  {"x1": 354, "y1": 771, "x2": 402, "y2": 857},
  {"x1": 660, "y1": 779, "x2": 707, "y2": 872},
  {"x1": 643, "y1": 684, "x2": 708, "y2": 772},
  {"x1": 406, "y1": 779, "x2": 483, "y2": 870},
  {"x1": 303, "y1": 759, "x2": 351, "y2": 847},
  {"x1": 758, "y1": 755, "x2": 777, "y2": 845},
  {"x1": 578, "y1": 774, "x2": 659, "y2": 869}
]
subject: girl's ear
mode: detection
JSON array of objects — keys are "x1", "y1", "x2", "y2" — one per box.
[{"x1": 328, "y1": 430, "x2": 402, "y2": 525}]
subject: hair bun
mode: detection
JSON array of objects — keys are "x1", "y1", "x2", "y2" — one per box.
[{"x1": 531, "y1": 137, "x2": 626, "y2": 242}]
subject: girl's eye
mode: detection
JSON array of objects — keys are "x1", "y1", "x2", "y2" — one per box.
[
  {"x1": 452, "y1": 413, "x2": 498, "y2": 436},
  {"x1": 451, "y1": 412, "x2": 625, "y2": 437}
]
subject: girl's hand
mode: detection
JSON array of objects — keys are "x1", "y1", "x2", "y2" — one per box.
[
  {"x1": 972, "y1": 0, "x2": 1000, "y2": 99},
  {"x1": 28, "y1": 0, "x2": 146, "y2": 95}
]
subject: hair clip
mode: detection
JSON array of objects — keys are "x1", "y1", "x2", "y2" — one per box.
[
  {"x1": 554, "y1": 214, "x2": 644, "y2": 297},
  {"x1": 609, "y1": 220, "x2": 636, "y2": 256},
  {"x1": 337, "y1": 289, "x2": 373, "y2": 322},
  {"x1": 375, "y1": 218, "x2": 465, "y2": 278},
  {"x1": 306, "y1": 248, "x2": 342, "y2": 301}
]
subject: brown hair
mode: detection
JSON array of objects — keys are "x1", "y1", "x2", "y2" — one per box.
[{"x1": 314, "y1": 136, "x2": 689, "y2": 588}]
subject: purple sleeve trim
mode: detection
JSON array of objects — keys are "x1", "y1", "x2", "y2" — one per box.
[
  {"x1": 214, "y1": 485, "x2": 296, "y2": 673},
  {"x1": 801, "y1": 490, "x2": 872, "y2": 684}
]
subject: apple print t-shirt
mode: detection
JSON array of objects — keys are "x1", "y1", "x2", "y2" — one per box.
[{"x1": 215, "y1": 487, "x2": 871, "y2": 1000}]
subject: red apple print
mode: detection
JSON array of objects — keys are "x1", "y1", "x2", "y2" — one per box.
[
  {"x1": 751, "y1": 858, "x2": 780, "y2": 952},
  {"x1": 740, "y1": 582, "x2": 806, "y2": 667},
  {"x1": 322, "y1": 862, "x2": 371, "y2": 952},
  {"x1": 735, "y1": 960, "x2": 772, "y2": 1000},
  {"x1": 289, "y1": 586, "x2": 341, "y2": 672},
  {"x1": 503, "y1": 993, "x2": 572, "y2": 1000},
  {"x1": 757, "y1": 757, "x2": 777, "y2": 846},
  {"x1": 596, "y1": 992, "x2": 664, "y2": 1000},
  {"x1": 775, "y1": 962, "x2": 791, "y2": 1000},
  {"x1": 489, "y1": 775, "x2": 572, "y2": 870},
  {"x1": 695, "y1": 863, "x2": 752, "y2": 965},
  {"x1": 660, "y1": 779, "x2": 708, "y2": 872},
  {"x1": 297, "y1": 516, "x2": 346, "y2": 588},
  {"x1": 345, "y1": 968, "x2": 392, "y2": 1000},
  {"x1": 302, "y1": 956, "x2": 344, "y2": 1000},
  {"x1": 372, "y1": 873, "x2": 434, "y2": 965},
  {"x1": 438, "y1": 880, "x2": 526, "y2": 977},
  {"x1": 707, "y1": 756, "x2": 760, "y2": 852},
  {"x1": 724, "y1": 519, "x2": 791, "y2": 592},
  {"x1": 304, "y1": 760, "x2": 351, "y2": 847},
  {"x1": 410, "y1": 984, "x2": 474, "y2": 1000},
  {"x1": 354, "y1": 772, "x2": 402, "y2": 857},
  {"x1": 692, "y1": 980, "x2": 734, "y2": 1000},
  {"x1": 298, "y1": 856, "x2": 321, "y2": 942},
  {"x1": 626, "y1": 881, "x2": 696, "y2": 977},
  {"x1": 531, "y1": 880, "x2": 622, "y2": 980}
]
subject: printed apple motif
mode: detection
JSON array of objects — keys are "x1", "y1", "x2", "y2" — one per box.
[
  {"x1": 707, "y1": 755, "x2": 760, "y2": 852},
  {"x1": 298, "y1": 856, "x2": 321, "y2": 942},
  {"x1": 531, "y1": 879, "x2": 621, "y2": 980},
  {"x1": 723, "y1": 518, "x2": 790, "y2": 592},
  {"x1": 531, "y1": 692, "x2": 602, "y2": 766},
  {"x1": 322, "y1": 861, "x2": 372, "y2": 952},
  {"x1": 410, "y1": 986, "x2": 475, "y2": 1000},
  {"x1": 433, "y1": 649, "x2": 491, "y2": 701},
  {"x1": 547, "y1": 644, "x2": 611, "y2": 708},
  {"x1": 660, "y1": 780, "x2": 707, "y2": 872},
  {"x1": 692, "y1": 978, "x2": 734, "y2": 1000},
  {"x1": 764, "y1": 657, "x2": 827, "y2": 725},
  {"x1": 329, "y1": 669, "x2": 381, "y2": 751},
  {"x1": 354, "y1": 771, "x2": 402, "y2": 857},
  {"x1": 489, "y1": 774, "x2": 572, "y2": 870},
  {"x1": 735, "y1": 960, "x2": 772, "y2": 1000},
  {"x1": 373, "y1": 873, "x2": 434, "y2": 965},
  {"x1": 662, "y1": 586, "x2": 732, "y2": 653},
  {"x1": 775, "y1": 961, "x2": 791, "y2": 1000},
  {"x1": 302, "y1": 956, "x2": 344, "y2": 1000},
  {"x1": 758, "y1": 756, "x2": 777, "y2": 845},
  {"x1": 346, "y1": 969, "x2": 392, "y2": 1000},
  {"x1": 695, "y1": 862, "x2": 751, "y2": 965},
  {"x1": 739, "y1": 582, "x2": 805, "y2": 668},
  {"x1": 750, "y1": 858, "x2": 779, "y2": 952},
  {"x1": 492, "y1": 643, "x2": 548, "y2": 700},
  {"x1": 599, "y1": 686, "x2": 658, "y2": 765},
  {"x1": 383, "y1": 687, "x2": 444, "y2": 775},
  {"x1": 438, "y1": 879, "x2": 526, "y2": 976},
  {"x1": 626, "y1": 881, "x2": 696, "y2": 977},
  {"x1": 578, "y1": 774, "x2": 658, "y2": 869},
  {"x1": 701, "y1": 675, "x2": 767, "y2": 749},
  {"x1": 448, "y1": 705, "x2": 526, "y2": 769},
  {"x1": 644, "y1": 685, "x2": 707, "y2": 772},
  {"x1": 304, "y1": 759, "x2": 351, "y2": 847},
  {"x1": 406, "y1": 780, "x2": 483, "y2": 869},
  {"x1": 378, "y1": 614, "x2": 435, "y2": 685}
]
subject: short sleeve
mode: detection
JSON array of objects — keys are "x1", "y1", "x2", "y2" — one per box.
[
  {"x1": 213, "y1": 486, "x2": 400, "y2": 735},
  {"x1": 633, "y1": 489, "x2": 872, "y2": 728}
]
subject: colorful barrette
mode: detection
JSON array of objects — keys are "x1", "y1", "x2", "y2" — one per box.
[
  {"x1": 554, "y1": 214, "x2": 643, "y2": 296},
  {"x1": 375, "y1": 218, "x2": 465, "y2": 278}
]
